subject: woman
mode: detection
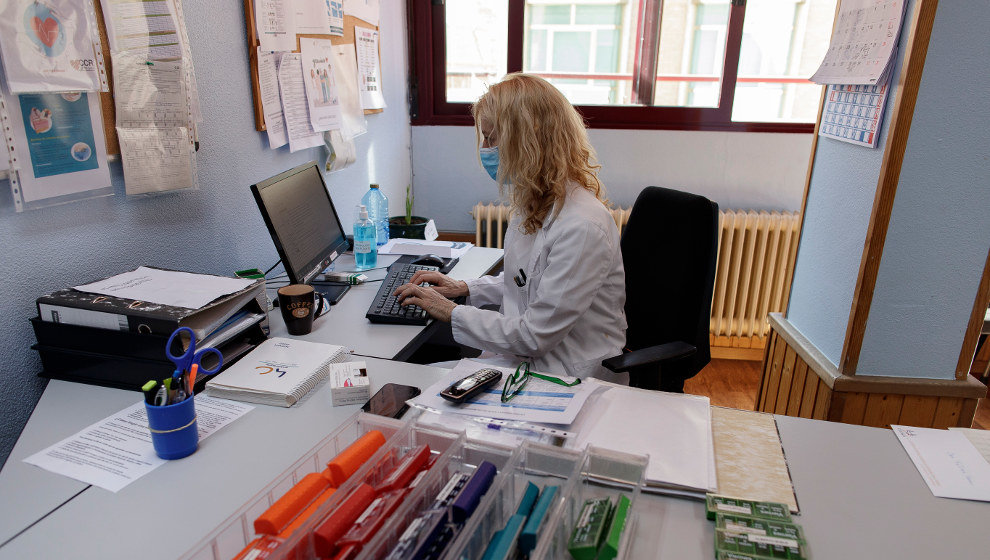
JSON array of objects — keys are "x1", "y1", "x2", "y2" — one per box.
[{"x1": 394, "y1": 73, "x2": 627, "y2": 381}]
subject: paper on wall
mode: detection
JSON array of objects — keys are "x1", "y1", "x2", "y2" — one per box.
[
  {"x1": 344, "y1": 0, "x2": 380, "y2": 26},
  {"x1": 278, "y1": 53, "x2": 325, "y2": 153},
  {"x1": 810, "y1": 0, "x2": 908, "y2": 85},
  {"x1": 300, "y1": 38, "x2": 343, "y2": 132},
  {"x1": 0, "y1": 0, "x2": 108, "y2": 93},
  {"x1": 295, "y1": 0, "x2": 333, "y2": 35},
  {"x1": 328, "y1": 0, "x2": 345, "y2": 35},
  {"x1": 354, "y1": 26, "x2": 386, "y2": 110},
  {"x1": 258, "y1": 49, "x2": 288, "y2": 148},
  {"x1": 819, "y1": 77, "x2": 892, "y2": 148},
  {"x1": 331, "y1": 44, "x2": 367, "y2": 138},
  {"x1": 255, "y1": 0, "x2": 297, "y2": 52},
  {"x1": 23, "y1": 396, "x2": 253, "y2": 493},
  {"x1": 117, "y1": 127, "x2": 195, "y2": 194},
  {"x1": 1, "y1": 91, "x2": 111, "y2": 205}
]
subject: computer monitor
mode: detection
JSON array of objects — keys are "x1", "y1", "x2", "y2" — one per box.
[{"x1": 251, "y1": 161, "x2": 351, "y2": 301}]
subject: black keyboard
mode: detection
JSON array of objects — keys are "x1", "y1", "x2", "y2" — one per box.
[{"x1": 366, "y1": 263, "x2": 440, "y2": 325}]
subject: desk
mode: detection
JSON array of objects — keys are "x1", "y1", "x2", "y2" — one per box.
[
  {"x1": 2, "y1": 360, "x2": 989, "y2": 558},
  {"x1": 275, "y1": 247, "x2": 503, "y2": 360}
]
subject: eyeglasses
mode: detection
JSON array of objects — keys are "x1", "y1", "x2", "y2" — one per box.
[{"x1": 501, "y1": 361, "x2": 581, "y2": 403}]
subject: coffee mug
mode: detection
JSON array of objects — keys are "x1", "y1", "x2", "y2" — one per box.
[{"x1": 277, "y1": 284, "x2": 328, "y2": 335}]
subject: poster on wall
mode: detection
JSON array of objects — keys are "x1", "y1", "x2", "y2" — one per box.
[
  {"x1": 0, "y1": 90, "x2": 111, "y2": 210},
  {"x1": 354, "y1": 26, "x2": 385, "y2": 109},
  {"x1": 299, "y1": 38, "x2": 343, "y2": 132},
  {"x1": 0, "y1": 0, "x2": 108, "y2": 93}
]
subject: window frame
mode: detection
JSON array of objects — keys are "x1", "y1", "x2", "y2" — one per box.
[{"x1": 408, "y1": 0, "x2": 816, "y2": 133}]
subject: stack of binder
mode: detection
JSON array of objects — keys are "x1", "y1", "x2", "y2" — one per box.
[{"x1": 30, "y1": 270, "x2": 269, "y2": 392}]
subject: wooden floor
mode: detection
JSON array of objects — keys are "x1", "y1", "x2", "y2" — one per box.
[{"x1": 683, "y1": 359, "x2": 990, "y2": 430}]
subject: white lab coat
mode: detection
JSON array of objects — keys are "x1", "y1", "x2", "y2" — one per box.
[{"x1": 451, "y1": 185, "x2": 628, "y2": 382}]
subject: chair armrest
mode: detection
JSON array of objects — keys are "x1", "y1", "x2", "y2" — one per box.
[{"x1": 601, "y1": 341, "x2": 696, "y2": 373}]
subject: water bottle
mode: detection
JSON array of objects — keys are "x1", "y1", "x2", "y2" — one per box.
[
  {"x1": 354, "y1": 204, "x2": 377, "y2": 270},
  {"x1": 361, "y1": 184, "x2": 389, "y2": 246}
]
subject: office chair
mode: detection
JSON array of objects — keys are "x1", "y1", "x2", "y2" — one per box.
[{"x1": 602, "y1": 186, "x2": 719, "y2": 392}]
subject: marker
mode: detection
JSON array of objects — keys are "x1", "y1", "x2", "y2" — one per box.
[
  {"x1": 451, "y1": 461, "x2": 497, "y2": 523},
  {"x1": 188, "y1": 363, "x2": 199, "y2": 395},
  {"x1": 142, "y1": 380, "x2": 159, "y2": 404}
]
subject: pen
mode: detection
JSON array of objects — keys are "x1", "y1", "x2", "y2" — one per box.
[{"x1": 514, "y1": 268, "x2": 527, "y2": 287}]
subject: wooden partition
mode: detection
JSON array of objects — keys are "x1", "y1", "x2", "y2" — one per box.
[{"x1": 757, "y1": 314, "x2": 985, "y2": 429}]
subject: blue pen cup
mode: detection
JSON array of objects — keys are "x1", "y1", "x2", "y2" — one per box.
[{"x1": 145, "y1": 396, "x2": 198, "y2": 460}]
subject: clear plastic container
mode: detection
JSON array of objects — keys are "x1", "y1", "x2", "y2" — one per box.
[
  {"x1": 179, "y1": 411, "x2": 461, "y2": 560},
  {"x1": 442, "y1": 441, "x2": 588, "y2": 560},
  {"x1": 361, "y1": 184, "x2": 389, "y2": 247}
]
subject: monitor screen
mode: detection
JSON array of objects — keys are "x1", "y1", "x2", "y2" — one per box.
[{"x1": 251, "y1": 161, "x2": 349, "y2": 285}]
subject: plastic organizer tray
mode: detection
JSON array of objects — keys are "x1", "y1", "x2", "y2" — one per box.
[{"x1": 181, "y1": 411, "x2": 650, "y2": 560}]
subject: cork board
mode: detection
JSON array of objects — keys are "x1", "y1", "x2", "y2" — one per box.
[{"x1": 242, "y1": 0, "x2": 382, "y2": 132}]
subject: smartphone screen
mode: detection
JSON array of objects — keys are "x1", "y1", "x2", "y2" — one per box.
[{"x1": 361, "y1": 383, "x2": 422, "y2": 419}]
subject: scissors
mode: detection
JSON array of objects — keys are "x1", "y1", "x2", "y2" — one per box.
[{"x1": 166, "y1": 327, "x2": 223, "y2": 378}]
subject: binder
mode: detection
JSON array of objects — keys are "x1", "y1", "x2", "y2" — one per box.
[{"x1": 35, "y1": 273, "x2": 265, "y2": 341}]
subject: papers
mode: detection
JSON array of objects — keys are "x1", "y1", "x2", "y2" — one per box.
[
  {"x1": 278, "y1": 53, "x2": 325, "y2": 152},
  {"x1": 255, "y1": 0, "x2": 296, "y2": 52},
  {"x1": 2, "y1": 91, "x2": 112, "y2": 206},
  {"x1": 299, "y1": 38, "x2": 343, "y2": 132},
  {"x1": 568, "y1": 381, "x2": 717, "y2": 495},
  {"x1": 811, "y1": 0, "x2": 908, "y2": 85},
  {"x1": 949, "y1": 428, "x2": 990, "y2": 463},
  {"x1": 345, "y1": 0, "x2": 380, "y2": 26},
  {"x1": 258, "y1": 50, "x2": 288, "y2": 148},
  {"x1": 411, "y1": 359, "x2": 596, "y2": 425},
  {"x1": 74, "y1": 266, "x2": 254, "y2": 309},
  {"x1": 0, "y1": 0, "x2": 108, "y2": 93},
  {"x1": 892, "y1": 425, "x2": 990, "y2": 502},
  {"x1": 819, "y1": 79, "x2": 892, "y2": 148},
  {"x1": 295, "y1": 0, "x2": 335, "y2": 35},
  {"x1": 23, "y1": 396, "x2": 253, "y2": 493},
  {"x1": 205, "y1": 338, "x2": 349, "y2": 407},
  {"x1": 354, "y1": 26, "x2": 386, "y2": 109},
  {"x1": 379, "y1": 239, "x2": 473, "y2": 259}
]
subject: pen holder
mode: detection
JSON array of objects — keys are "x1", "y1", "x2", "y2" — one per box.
[{"x1": 146, "y1": 396, "x2": 199, "y2": 460}]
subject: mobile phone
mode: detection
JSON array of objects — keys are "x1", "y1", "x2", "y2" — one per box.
[
  {"x1": 440, "y1": 368, "x2": 503, "y2": 404},
  {"x1": 361, "y1": 383, "x2": 421, "y2": 419}
]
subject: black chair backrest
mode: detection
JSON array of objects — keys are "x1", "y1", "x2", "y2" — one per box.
[{"x1": 621, "y1": 186, "x2": 719, "y2": 386}]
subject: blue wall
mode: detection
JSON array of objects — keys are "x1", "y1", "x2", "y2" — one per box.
[{"x1": 0, "y1": 1, "x2": 410, "y2": 467}]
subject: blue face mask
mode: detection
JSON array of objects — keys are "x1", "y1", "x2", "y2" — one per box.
[{"x1": 479, "y1": 146, "x2": 499, "y2": 181}]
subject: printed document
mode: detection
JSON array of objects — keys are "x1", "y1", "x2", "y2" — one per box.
[
  {"x1": 24, "y1": 396, "x2": 253, "y2": 493},
  {"x1": 75, "y1": 266, "x2": 254, "y2": 309},
  {"x1": 344, "y1": 0, "x2": 380, "y2": 26},
  {"x1": 300, "y1": 38, "x2": 343, "y2": 131},
  {"x1": 379, "y1": 239, "x2": 473, "y2": 258},
  {"x1": 811, "y1": 0, "x2": 908, "y2": 85},
  {"x1": 354, "y1": 26, "x2": 386, "y2": 109},
  {"x1": 893, "y1": 425, "x2": 990, "y2": 502},
  {"x1": 258, "y1": 50, "x2": 288, "y2": 148},
  {"x1": 411, "y1": 359, "x2": 595, "y2": 425},
  {"x1": 255, "y1": 0, "x2": 296, "y2": 52},
  {"x1": 278, "y1": 54, "x2": 326, "y2": 152}
]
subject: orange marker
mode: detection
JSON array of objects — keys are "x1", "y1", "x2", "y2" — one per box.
[
  {"x1": 312, "y1": 483, "x2": 378, "y2": 557},
  {"x1": 253, "y1": 472, "x2": 332, "y2": 535},
  {"x1": 188, "y1": 363, "x2": 199, "y2": 395},
  {"x1": 324, "y1": 430, "x2": 386, "y2": 486}
]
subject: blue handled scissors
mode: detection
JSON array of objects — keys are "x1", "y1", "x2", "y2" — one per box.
[{"x1": 166, "y1": 327, "x2": 223, "y2": 376}]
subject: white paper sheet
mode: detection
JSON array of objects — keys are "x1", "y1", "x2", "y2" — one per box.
[
  {"x1": 354, "y1": 26, "x2": 386, "y2": 109},
  {"x1": 568, "y1": 382, "x2": 716, "y2": 494},
  {"x1": 379, "y1": 239, "x2": 473, "y2": 258},
  {"x1": 295, "y1": 0, "x2": 334, "y2": 35},
  {"x1": 258, "y1": 50, "x2": 288, "y2": 148},
  {"x1": 255, "y1": 0, "x2": 297, "y2": 52},
  {"x1": 328, "y1": 0, "x2": 345, "y2": 35},
  {"x1": 949, "y1": 428, "x2": 990, "y2": 463},
  {"x1": 300, "y1": 38, "x2": 343, "y2": 131},
  {"x1": 112, "y1": 57, "x2": 189, "y2": 128},
  {"x1": 100, "y1": 0, "x2": 180, "y2": 59},
  {"x1": 2, "y1": 91, "x2": 111, "y2": 204},
  {"x1": 23, "y1": 396, "x2": 253, "y2": 493},
  {"x1": 74, "y1": 266, "x2": 254, "y2": 309},
  {"x1": 118, "y1": 127, "x2": 195, "y2": 194},
  {"x1": 811, "y1": 0, "x2": 908, "y2": 85},
  {"x1": 893, "y1": 425, "x2": 990, "y2": 502},
  {"x1": 331, "y1": 44, "x2": 367, "y2": 138},
  {"x1": 278, "y1": 53, "x2": 325, "y2": 152},
  {"x1": 0, "y1": 0, "x2": 108, "y2": 93},
  {"x1": 410, "y1": 359, "x2": 596, "y2": 425},
  {"x1": 344, "y1": 0, "x2": 380, "y2": 26}
]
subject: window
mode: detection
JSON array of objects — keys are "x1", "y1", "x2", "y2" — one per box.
[{"x1": 409, "y1": 0, "x2": 837, "y2": 132}]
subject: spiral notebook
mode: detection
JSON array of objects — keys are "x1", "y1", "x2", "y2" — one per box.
[{"x1": 205, "y1": 337, "x2": 348, "y2": 407}]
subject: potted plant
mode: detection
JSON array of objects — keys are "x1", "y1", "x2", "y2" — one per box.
[{"x1": 388, "y1": 186, "x2": 430, "y2": 239}]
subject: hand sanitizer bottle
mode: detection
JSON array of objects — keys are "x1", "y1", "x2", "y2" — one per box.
[{"x1": 354, "y1": 204, "x2": 377, "y2": 270}]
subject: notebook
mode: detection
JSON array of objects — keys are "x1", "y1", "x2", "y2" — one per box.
[{"x1": 205, "y1": 337, "x2": 348, "y2": 407}]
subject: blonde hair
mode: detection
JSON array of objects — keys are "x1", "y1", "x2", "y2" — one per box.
[{"x1": 472, "y1": 73, "x2": 606, "y2": 234}]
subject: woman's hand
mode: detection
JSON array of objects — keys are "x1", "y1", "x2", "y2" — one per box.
[
  {"x1": 393, "y1": 283, "x2": 457, "y2": 322},
  {"x1": 407, "y1": 270, "x2": 469, "y2": 298}
]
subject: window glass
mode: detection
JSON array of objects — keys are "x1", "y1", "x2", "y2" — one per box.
[
  {"x1": 445, "y1": 1, "x2": 508, "y2": 103},
  {"x1": 655, "y1": 1, "x2": 729, "y2": 108},
  {"x1": 731, "y1": 0, "x2": 837, "y2": 122}
]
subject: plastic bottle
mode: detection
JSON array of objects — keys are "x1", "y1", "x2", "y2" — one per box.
[
  {"x1": 354, "y1": 204, "x2": 377, "y2": 270},
  {"x1": 361, "y1": 184, "x2": 389, "y2": 246}
]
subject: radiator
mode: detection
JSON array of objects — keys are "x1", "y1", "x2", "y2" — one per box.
[{"x1": 470, "y1": 202, "x2": 800, "y2": 356}]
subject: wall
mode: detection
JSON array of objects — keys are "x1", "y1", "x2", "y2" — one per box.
[
  {"x1": 412, "y1": 127, "x2": 812, "y2": 230},
  {"x1": 857, "y1": 1, "x2": 990, "y2": 378},
  {"x1": 0, "y1": 0, "x2": 410, "y2": 467},
  {"x1": 785, "y1": 1, "x2": 916, "y2": 367}
]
